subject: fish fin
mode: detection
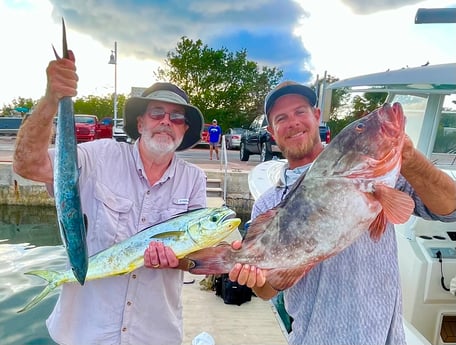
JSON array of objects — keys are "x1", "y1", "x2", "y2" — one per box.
[
  {"x1": 368, "y1": 211, "x2": 388, "y2": 241},
  {"x1": 18, "y1": 270, "x2": 63, "y2": 313},
  {"x1": 150, "y1": 231, "x2": 183, "y2": 239},
  {"x1": 186, "y1": 244, "x2": 232, "y2": 275},
  {"x1": 374, "y1": 185, "x2": 415, "y2": 224},
  {"x1": 267, "y1": 265, "x2": 315, "y2": 291},
  {"x1": 59, "y1": 220, "x2": 69, "y2": 248},
  {"x1": 83, "y1": 214, "x2": 88, "y2": 237}
]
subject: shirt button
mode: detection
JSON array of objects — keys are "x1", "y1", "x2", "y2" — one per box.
[
  {"x1": 141, "y1": 217, "x2": 146, "y2": 222},
  {"x1": 127, "y1": 301, "x2": 132, "y2": 306},
  {"x1": 132, "y1": 274, "x2": 137, "y2": 279},
  {"x1": 146, "y1": 190, "x2": 150, "y2": 195},
  {"x1": 122, "y1": 327, "x2": 127, "y2": 332}
]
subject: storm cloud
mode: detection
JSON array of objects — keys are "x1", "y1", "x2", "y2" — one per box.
[
  {"x1": 49, "y1": 0, "x2": 312, "y2": 81},
  {"x1": 46, "y1": 0, "x2": 445, "y2": 83}
]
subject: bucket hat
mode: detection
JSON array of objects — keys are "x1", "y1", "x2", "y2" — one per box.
[{"x1": 123, "y1": 82, "x2": 203, "y2": 151}]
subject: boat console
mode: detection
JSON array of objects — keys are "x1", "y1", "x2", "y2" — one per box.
[{"x1": 397, "y1": 217, "x2": 456, "y2": 345}]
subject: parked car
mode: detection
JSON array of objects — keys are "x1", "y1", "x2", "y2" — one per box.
[
  {"x1": 320, "y1": 123, "x2": 331, "y2": 146},
  {"x1": 112, "y1": 119, "x2": 132, "y2": 143},
  {"x1": 199, "y1": 123, "x2": 211, "y2": 146},
  {"x1": 239, "y1": 114, "x2": 282, "y2": 162},
  {"x1": 224, "y1": 128, "x2": 244, "y2": 150},
  {"x1": 74, "y1": 114, "x2": 112, "y2": 143},
  {"x1": 0, "y1": 117, "x2": 23, "y2": 136}
]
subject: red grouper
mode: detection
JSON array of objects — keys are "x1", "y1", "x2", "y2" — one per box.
[
  {"x1": 186, "y1": 102, "x2": 415, "y2": 291},
  {"x1": 53, "y1": 18, "x2": 88, "y2": 285}
]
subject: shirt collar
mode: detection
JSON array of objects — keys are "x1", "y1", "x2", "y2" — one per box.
[
  {"x1": 132, "y1": 140, "x2": 178, "y2": 185},
  {"x1": 277, "y1": 162, "x2": 313, "y2": 187}
]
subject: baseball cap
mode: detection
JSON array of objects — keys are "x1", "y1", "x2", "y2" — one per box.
[{"x1": 264, "y1": 81, "x2": 317, "y2": 119}]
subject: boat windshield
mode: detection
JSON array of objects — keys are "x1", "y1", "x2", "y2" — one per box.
[{"x1": 390, "y1": 93, "x2": 456, "y2": 169}]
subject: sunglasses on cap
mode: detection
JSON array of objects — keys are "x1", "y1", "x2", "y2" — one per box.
[{"x1": 145, "y1": 108, "x2": 187, "y2": 125}]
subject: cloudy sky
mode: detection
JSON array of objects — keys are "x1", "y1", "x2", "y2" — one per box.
[{"x1": 0, "y1": 0, "x2": 455, "y2": 107}]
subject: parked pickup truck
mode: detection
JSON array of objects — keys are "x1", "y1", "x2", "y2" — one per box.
[
  {"x1": 74, "y1": 114, "x2": 112, "y2": 143},
  {"x1": 240, "y1": 114, "x2": 331, "y2": 162},
  {"x1": 52, "y1": 114, "x2": 113, "y2": 143},
  {"x1": 0, "y1": 117, "x2": 23, "y2": 136},
  {"x1": 240, "y1": 114, "x2": 281, "y2": 162}
]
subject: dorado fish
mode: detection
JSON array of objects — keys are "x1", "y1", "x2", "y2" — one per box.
[
  {"x1": 53, "y1": 18, "x2": 88, "y2": 285},
  {"x1": 186, "y1": 102, "x2": 415, "y2": 291},
  {"x1": 18, "y1": 207, "x2": 240, "y2": 313}
]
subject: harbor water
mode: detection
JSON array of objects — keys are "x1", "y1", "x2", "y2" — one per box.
[
  {"x1": 0, "y1": 205, "x2": 250, "y2": 344},
  {"x1": 0, "y1": 205, "x2": 61, "y2": 344}
]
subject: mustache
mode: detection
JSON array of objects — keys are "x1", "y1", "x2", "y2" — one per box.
[
  {"x1": 285, "y1": 129, "x2": 305, "y2": 139},
  {"x1": 150, "y1": 125, "x2": 176, "y2": 139}
]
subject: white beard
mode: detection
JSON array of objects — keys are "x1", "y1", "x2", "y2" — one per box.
[{"x1": 143, "y1": 133, "x2": 180, "y2": 155}]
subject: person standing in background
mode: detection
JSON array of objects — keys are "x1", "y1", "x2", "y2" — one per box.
[{"x1": 208, "y1": 119, "x2": 222, "y2": 160}]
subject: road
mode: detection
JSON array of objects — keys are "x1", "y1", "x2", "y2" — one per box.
[
  {"x1": 177, "y1": 144, "x2": 261, "y2": 171},
  {"x1": 0, "y1": 137, "x2": 262, "y2": 172}
]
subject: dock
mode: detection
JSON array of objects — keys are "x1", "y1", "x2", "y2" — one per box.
[{"x1": 182, "y1": 271, "x2": 288, "y2": 345}]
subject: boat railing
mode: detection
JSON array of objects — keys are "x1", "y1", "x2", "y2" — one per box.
[{"x1": 220, "y1": 135, "x2": 228, "y2": 202}]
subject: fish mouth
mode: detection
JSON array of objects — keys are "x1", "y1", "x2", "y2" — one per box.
[
  {"x1": 218, "y1": 206, "x2": 237, "y2": 222},
  {"x1": 379, "y1": 103, "x2": 405, "y2": 138}
]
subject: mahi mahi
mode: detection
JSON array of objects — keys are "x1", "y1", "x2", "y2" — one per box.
[
  {"x1": 18, "y1": 207, "x2": 240, "y2": 313},
  {"x1": 53, "y1": 18, "x2": 88, "y2": 285},
  {"x1": 186, "y1": 103, "x2": 415, "y2": 291}
]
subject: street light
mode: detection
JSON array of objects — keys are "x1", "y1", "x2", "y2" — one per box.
[{"x1": 108, "y1": 41, "x2": 118, "y2": 126}]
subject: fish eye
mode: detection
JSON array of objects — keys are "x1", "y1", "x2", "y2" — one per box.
[
  {"x1": 210, "y1": 215, "x2": 218, "y2": 222},
  {"x1": 355, "y1": 122, "x2": 365, "y2": 132}
]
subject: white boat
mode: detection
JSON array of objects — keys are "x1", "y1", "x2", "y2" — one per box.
[{"x1": 249, "y1": 62, "x2": 456, "y2": 345}]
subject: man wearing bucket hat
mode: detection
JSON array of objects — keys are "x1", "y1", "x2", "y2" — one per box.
[
  {"x1": 13, "y1": 52, "x2": 207, "y2": 345},
  {"x1": 228, "y1": 81, "x2": 456, "y2": 345}
]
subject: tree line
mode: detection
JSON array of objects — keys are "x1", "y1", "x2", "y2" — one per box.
[{"x1": 1, "y1": 36, "x2": 385, "y2": 138}]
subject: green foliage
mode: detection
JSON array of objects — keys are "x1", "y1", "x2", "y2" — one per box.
[
  {"x1": 434, "y1": 125, "x2": 456, "y2": 153},
  {"x1": 327, "y1": 91, "x2": 387, "y2": 138},
  {"x1": 74, "y1": 94, "x2": 126, "y2": 120},
  {"x1": 1, "y1": 97, "x2": 36, "y2": 116},
  {"x1": 327, "y1": 114, "x2": 358, "y2": 138},
  {"x1": 155, "y1": 37, "x2": 283, "y2": 131},
  {"x1": 351, "y1": 92, "x2": 387, "y2": 117}
]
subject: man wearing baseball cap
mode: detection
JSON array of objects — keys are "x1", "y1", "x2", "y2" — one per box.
[
  {"x1": 14, "y1": 49, "x2": 207, "y2": 345},
  {"x1": 229, "y1": 80, "x2": 456, "y2": 345}
]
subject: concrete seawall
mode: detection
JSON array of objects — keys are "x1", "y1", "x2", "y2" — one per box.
[{"x1": 0, "y1": 163, "x2": 255, "y2": 212}]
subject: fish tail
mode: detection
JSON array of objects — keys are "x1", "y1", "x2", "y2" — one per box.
[
  {"x1": 186, "y1": 244, "x2": 232, "y2": 275},
  {"x1": 17, "y1": 270, "x2": 62, "y2": 313}
]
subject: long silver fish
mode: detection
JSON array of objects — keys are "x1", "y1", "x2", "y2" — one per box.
[
  {"x1": 53, "y1": 18, "x2": 88, "y2": 285},
  {"x1": 186, "y1": 103, "x2": 415, "y2": 291},
  {"x1": 18, "y1": 207, "x2": 240, "y2": 313}
]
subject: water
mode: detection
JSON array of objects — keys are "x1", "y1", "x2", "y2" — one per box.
[
  {"x1": 0, "y1": 205, "x2": 62, "y2": 344},
  {"x1": 0, "y1": 205, "x2": 251, "y2": 345}
]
